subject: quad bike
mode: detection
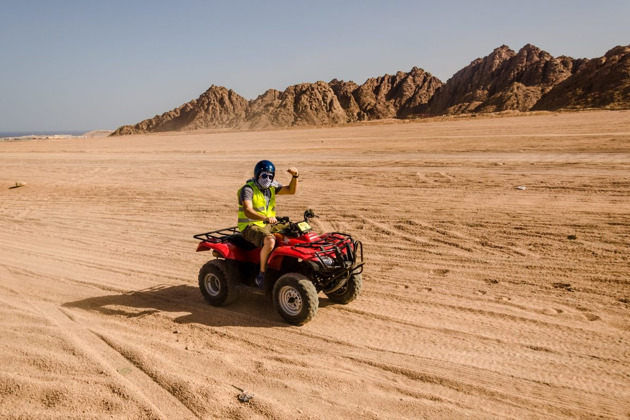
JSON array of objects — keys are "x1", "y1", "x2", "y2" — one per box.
[{"x1": 193, "y1": 210, "x2": 364, "y2": 325}]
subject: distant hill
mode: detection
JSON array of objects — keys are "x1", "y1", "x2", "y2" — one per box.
[{"x1": 111, "y1": 44, "x2": 629, "y2": 136}]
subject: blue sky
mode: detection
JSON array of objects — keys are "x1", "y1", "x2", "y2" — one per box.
[{"x1": 1, "y1": 0, "x2": 628, "y2": 132}]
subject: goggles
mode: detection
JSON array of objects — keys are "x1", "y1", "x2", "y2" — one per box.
[{"x1": 259, "y1": 172, "x2": 274, "y2": 180}]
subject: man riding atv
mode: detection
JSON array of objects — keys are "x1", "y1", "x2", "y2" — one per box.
[
  {"x1": 237, "y1": 160, "x2": 299, "y2": 288},
  {"x1": 195, "y1": 162, "x2": 363, "y2": 325}
]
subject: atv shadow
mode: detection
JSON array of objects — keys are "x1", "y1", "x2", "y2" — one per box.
[{"x1": 63, "y1": 284, "x2": 322, "y2": 328}]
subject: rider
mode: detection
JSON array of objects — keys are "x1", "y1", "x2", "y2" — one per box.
[{"x1": 237, "y1": 160, "x2": 299, "y2": 287}]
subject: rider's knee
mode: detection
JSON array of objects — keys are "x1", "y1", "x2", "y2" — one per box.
[{"x1": 263, "y1": 234, "x2": 275, "y2": 247}]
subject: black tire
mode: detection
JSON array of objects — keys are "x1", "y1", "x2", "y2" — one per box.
[
  {"x1": 198, "y1": 259, "x2": 239, "y2": 306},
  {"x1": 273, "y1": 273, "x2": 318, "y2": 325},
  {"x1": 324, "y1": 273, "x2": 362, "y2": 304}
]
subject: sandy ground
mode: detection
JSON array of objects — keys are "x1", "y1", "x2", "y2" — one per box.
[{"x1": 1, "y1": 110, "x2": 629, "y2": 419}]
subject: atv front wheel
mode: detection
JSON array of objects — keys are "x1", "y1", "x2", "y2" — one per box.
[
  {"x1": 198, "y1": 259, "x2": 239, "y2": 306},
  {"x1": 273, "y1": 273, "x2": 318, "y2": 325},
  {"x1": 324, "y1": 273, "x2": 362, "y2": 304}
]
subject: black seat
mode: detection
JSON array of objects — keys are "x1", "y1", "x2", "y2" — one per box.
[{"x1": 227, "y1": 233, "x2": 259, "y2": 250}]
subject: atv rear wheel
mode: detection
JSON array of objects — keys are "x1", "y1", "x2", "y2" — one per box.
[
  {"x1": 198, "y1": 259, "x2": 239, "y2": 306},
  {"x1": 273, "y1": 273, "x2": 318, "y2": 325},
  {"x1": 324, "y1": 273, "x2": 362, "y2": 304}
]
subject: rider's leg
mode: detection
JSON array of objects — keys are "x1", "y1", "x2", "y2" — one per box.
[
  {"x1": 259, "y1": 234, "x2": 275, "y2": 273},
  {"x1": 255, "y1": 234, "x2": 275, "y2": 288}
]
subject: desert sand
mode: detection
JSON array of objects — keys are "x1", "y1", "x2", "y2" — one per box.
[{"x1": 1, "y1": 110, "x2": 629, "y2": 419}]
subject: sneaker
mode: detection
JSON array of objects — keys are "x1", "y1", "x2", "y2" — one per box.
[{"x1": 255, "y1": 272, "x2": 265, "y2": 288}]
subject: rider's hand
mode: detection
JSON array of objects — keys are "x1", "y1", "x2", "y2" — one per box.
[
  {"x1": 264, "y1": 216, "x2": 278, "y2": 225},
  {"x1": 287, "y1": 167, "x2": 299, "y2": 178}
]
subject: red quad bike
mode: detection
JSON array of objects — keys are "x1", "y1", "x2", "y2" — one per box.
[{"x1": 193, "y1": 209, "x2": 364, "y2": 325}]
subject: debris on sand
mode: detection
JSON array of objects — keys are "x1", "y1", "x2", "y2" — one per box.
[
  {"x1": 237, "y1": 391, "x2": 255, "y2": 403},
  {"x1": 232, "y1": 385, "x2": 254, "y2": 403},
  {"x1": 515, "y1": 185, "x2": 526, "y2": 190},
  {"x1": 9, "y1": 181, "x2": 26, "y2": 189}
]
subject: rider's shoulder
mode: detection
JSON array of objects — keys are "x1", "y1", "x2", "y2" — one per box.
[{"x1": 241, "y1": 179, "x2": 255, "y2": 189}]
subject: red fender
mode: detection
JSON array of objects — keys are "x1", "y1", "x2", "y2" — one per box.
[
  {"x1": 266, "y1": 245, "x2": 312, "y2": 271},
  {"x1": 196, "y1": 241, "x2": 260, "y2": 263}
]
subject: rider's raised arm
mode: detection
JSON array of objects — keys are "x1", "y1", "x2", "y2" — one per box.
[{"x1": 277, "y1": 167, "x2": 299, "y2": 195}]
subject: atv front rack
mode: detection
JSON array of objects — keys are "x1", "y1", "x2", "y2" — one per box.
[
  {"x1": 294, "y1": 233, "x2": 362, "y2": 263},
  {"x1": 294, "y1": 232, "x2": 365, "y2": 288}
]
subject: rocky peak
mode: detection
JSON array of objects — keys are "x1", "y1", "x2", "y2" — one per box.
[
  {"x1": 353, "y1": 67, "x2": 442, "y2": 119},
  {"x1": 243, "y1": 82, "x2": 347, "y2": 128},
  {"x1": 111, "y1": 85, "x2": 248, "y2": 135},
  {"x1": 428, "y1": 44, "x2": 583, "y2": 114}
]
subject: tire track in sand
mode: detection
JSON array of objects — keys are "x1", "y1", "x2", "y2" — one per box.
[{"x1": 0, "y1": 264, "x2": 199, "y2": 420}]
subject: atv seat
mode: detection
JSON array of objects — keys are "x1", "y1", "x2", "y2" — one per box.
[{"x1": 227, "y1": 233, "x2": 259, "y2": 250}]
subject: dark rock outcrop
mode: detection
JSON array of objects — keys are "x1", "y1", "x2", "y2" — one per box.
[
  {"x1": 351, "y1": 67, "x2": 442, "y2": 119},
  {"x1": 244, "y1": 82, "x2": 347, "y2": 128},
  {"x1": 329, "y1": 79, "x2": 361, "y2": 121},
  {"x1": 427, "y1": 44, "x2": 582, "y2": 115},
  {"x1": 534, "y1": 45, "x2": 630, "y2": 110}
]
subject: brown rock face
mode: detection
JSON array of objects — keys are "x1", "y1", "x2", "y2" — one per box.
[
  {"x1": 111, "y1": 86, "x2": 248, "y2": 135},
  {"x1": 329, "y1": 79, "x2": 361, "y2": 121},
  {"x1": 427, "y1": 45, "x2": 515, "y2": 115},
  {"x1": 244, "y1": 82, "x2": 348, "y2": 128},
  {"x1": 352, "y1": 67, "x2": 442, "y2": 119},
  {"x1": 177, "y1": 85, "x2": 248, "y2": 130},
  {"x1": 427, "y1": 44, "x2": 580, "y2": 114},
  {"x1": 534, "y1": 45, "x2": 630, "y2": 110},
  {"x1": 241, "y1": 89, "x2": 283, "y2": 129}
]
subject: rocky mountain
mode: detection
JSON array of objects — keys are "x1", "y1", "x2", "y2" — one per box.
[
  {"x1": 113, "y1": 67, "x2": 440, "y2": 135},
  {"x1": 111, "y1": 44, "x2": 629, "y2": 136},
  {"x1": 112, "y1": 86, "x2": 248, "y2": 135},
  {"x1": 426, "y1": 44, "x2": 584, "y2": 114},
  {"x1": 534, "y1": 45, "x2": 630, "y2": 110},
  {"x1": 349, "y1": 67, "x2": 442, "y2": 120},
  {"x1": 242, "y1": 82, "x2": 348, "y2": 129}
]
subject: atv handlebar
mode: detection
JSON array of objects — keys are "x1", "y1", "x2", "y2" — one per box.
[
  {"x1": 262, "y1": 209, "x2": 319, "y2": 236},
  {"x1": 265, "y1": 209, "x2": 318, "y2": 225}
]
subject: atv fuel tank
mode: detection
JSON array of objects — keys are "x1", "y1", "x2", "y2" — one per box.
[{"x1": 287, "y1": 232, "x2": 320, "y2": 245}]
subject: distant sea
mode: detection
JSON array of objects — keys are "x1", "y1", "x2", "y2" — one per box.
[{"x1": 0, "y1": 130, "x2": 86, "y2": 141}]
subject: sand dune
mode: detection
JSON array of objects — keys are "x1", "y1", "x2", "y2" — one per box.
[{"x1": 1, "y1": 110, "x2": 629, "y2": 419}]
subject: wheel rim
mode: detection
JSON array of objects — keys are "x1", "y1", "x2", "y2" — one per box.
[
  {"x1": 277, "y1": 286, "x2": 303, "y2": 316},
  {"x1": 204, "y1": 273, "x2": 221, "y2": 296}
]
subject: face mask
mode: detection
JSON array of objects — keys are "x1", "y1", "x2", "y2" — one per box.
[{"x1": 257, "y1": 172, "x2": 274, "y2": 189}]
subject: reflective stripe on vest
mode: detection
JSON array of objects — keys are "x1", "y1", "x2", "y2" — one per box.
[{"x1": 237, "y1": 181, "x2": 276, "y2": 231}]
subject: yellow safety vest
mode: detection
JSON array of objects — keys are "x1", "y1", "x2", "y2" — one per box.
[{"x1": 237, "y1": 181, "x2": 276, "y2": 231}]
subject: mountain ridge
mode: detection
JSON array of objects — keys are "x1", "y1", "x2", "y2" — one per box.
[{"x1": 112, "y1": 44, "x2": 630, "y2": 136}]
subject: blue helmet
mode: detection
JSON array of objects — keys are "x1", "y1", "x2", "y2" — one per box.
[{"x1": 254, "y1": 160, "x2": 275, "y2": 179}]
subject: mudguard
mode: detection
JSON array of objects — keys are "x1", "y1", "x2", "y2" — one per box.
[
  {"x1": 196, "y1": 241, "x2": 260, "y2": 263},
  {"x1": 266, "y1": 245, "x2": 313, "y2": 271}
]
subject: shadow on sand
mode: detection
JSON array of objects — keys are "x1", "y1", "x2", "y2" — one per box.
[{"x1": 63, "y1": 284, "x2": 334, "y2": 328}]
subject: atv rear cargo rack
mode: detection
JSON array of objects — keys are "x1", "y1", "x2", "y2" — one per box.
[{"x1": 193, "y1": 227, "x2": 239, "y2": 242}]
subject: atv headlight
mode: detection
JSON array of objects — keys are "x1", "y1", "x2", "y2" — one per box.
[{"x1": 319, "y1": 256, "x2": 335, "y2": 266}]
